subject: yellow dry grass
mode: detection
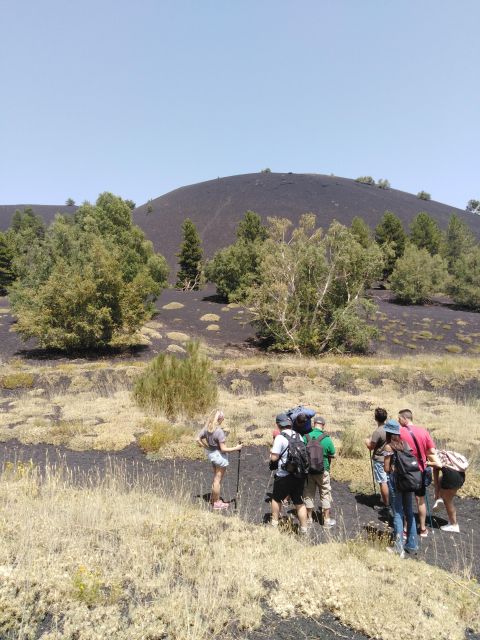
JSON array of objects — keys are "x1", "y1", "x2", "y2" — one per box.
[{"x1": 0, "y1": 465, "x2": 478, "y2": 640}]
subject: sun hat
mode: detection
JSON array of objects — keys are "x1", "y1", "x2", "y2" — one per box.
[
  {"x1": 275, "y1": 413, "x2": 292, "y2": 427},
  {"x1": 314, "y1": 416, "x2": 326, "y2": 425},
  {"x1": 384, "y1": 419, "x2": 400, "y2": 435}
]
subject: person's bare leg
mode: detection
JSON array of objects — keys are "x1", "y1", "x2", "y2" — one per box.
[
  {"x1": 380, "y1": 481, "x2": 389, "y2": 507},
  {"x1": 440, "y1": 488, "x2": 458, "y2": 525},
  {"x1": 211, "y1": 466, "x2": 226, "y2": 503},
  {"x1": 306, "y1": 507, "x2": 313, "y2": 521},
  {"x1": 271, "y1": 499, "x2": 281, "y2": 523},
  {"x1": 417, "y1": 496, "x2": 426, "y2": 530},
  {"x1": 296, "y1": 503, "x2": 308, "y2": 529},
  {"x1": 433, "y1": 468, "x2": 441, "y2": 501}
]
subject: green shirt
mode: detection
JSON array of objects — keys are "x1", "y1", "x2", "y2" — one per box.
[{"x1": 303, "y1": 428, "x2": 336, "y2": 472}]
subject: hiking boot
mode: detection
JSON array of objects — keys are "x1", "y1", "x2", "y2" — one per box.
[
  {"x1": 419, "y1": 528, "x2": 428, "y2": 538},
  {"x1": 433, "y1": 498, "x2": 445, "y2": 512},
  {"x1": 323, "y1": 518, "x2": 336, "y2": 528},
  {"x1": 212, "y1": 501, "x2": 230, "y2": 510},
  {"x1": 440, "y1": 523, "x2": 460, "y2": 533}
]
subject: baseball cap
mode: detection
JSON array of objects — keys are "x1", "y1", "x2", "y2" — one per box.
[
  {"x1": 275, "y1": 413, "x2": 292, "y2": 427},
  {"x1": 314, "y1": 416, "x2": 326, "y2": 425}
]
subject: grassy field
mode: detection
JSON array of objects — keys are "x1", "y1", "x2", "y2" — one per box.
[
  {"x1": 0, "y1": 464, "x2": 478, "y2": 640},
  {"x1": 1, "y1": 353, "x2": 479, "y2": 497}
]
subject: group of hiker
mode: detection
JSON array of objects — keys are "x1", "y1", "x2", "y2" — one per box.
[{"x1": 196, "y1": 405, "x2": 469, "y2": 556}]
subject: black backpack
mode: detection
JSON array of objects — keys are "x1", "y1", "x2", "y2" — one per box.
[
  {"x1": 282, "y1": 431, "x2": 310, "y2": 478},
  {"x1": 394, "y1": 444, "x2": 423, "y2": 492},
  {"x1": 305, "y1": 433, "x2": 327, "y2": 474}
]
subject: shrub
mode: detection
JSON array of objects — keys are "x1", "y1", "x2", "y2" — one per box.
[
  {"x1": 138, "y1": 420, "x2": 191, "y2": 452},
  {"x1": 390, "y1": 245, "x2": 449, "y2": 304},
  {"x1": 355, "y1": 176, "x2": 375, "y2": 185},
  {"x1": 0, "y1": 372, "x2": 35, "y2": 389},
  {"x1": 9, "y1": 194, "x2": 168, "y2": 351},
  {"x1": 377, "y1": 179, "x2": 391, "y2": 190},
  {"x1": 417, "y1": 191, "x2": 431, "y2": 201},
  {"x1": 246, "y1": 216, "x2": 383, "y2": 354},
  {"x1": 133, "y1": 340, "x2": 218, "y2": 419}
]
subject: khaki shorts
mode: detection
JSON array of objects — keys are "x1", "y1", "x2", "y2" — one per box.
[{"x1": 303, "y1": 471, "x2": 332, "y2": 510}]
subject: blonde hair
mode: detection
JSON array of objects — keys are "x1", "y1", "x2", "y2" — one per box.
[{"x1": 205, "y1": 409, "x2": 224, "y2": 433}]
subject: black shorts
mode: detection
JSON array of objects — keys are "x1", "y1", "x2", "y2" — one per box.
[
  {"x1": 272, "y1": 475, "x2": 305, "y2": 505},
  {"x1": 441, "y1": 467, "x2": 465, "y2": 491}
]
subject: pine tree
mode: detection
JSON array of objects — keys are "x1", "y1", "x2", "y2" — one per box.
[
  {"x1": 410, "y1": 212, "x2": 442, "y2": 255},
  {"x1": 443, "y1": 214, "x2": 475, "y2": 271},
  {"x1": 0, "y1": 232, "x2": 14, "y2": 294},
  {"x1": 350, "y1": 216, "x2": 372, "y2": 249},
  {"x1": 176, "y1": 218, "x2": 203, "y2": 290},
  {"x1": 374, "y1": 211, "x2": 406, "y2": 277},
  {"x1": 236, "y1": 210, "x2": 267, "y2": 242}
]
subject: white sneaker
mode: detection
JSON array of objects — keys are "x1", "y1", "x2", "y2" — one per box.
[
  {"x1": 271, "y1": 519, "x2": 279, "y2": 528},
  {"x1": 323, "y1": 518, "x2": 336, "y2": 528},
  {"x1": 440, "y1": 523, "x2": 460, "y2": 533},
  {"x1": 386, "y1": 547, "x2": 405, "y2": 559},
  {"x1": 433, "y1": 498, "x2": 445, "y2": 512}
]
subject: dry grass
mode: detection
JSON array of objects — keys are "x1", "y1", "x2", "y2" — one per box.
[
  {"x1": 0, "y1": 465, "x2": 478, "y2": 640},
  {"x1": 0, "y1": 353, "x2": 479, "y2": 495}
]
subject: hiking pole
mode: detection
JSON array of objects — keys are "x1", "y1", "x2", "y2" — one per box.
[
  {"x1": 369, "y1": 450, "x2": 376, "y2": 495},
  {"x1": 234, "y1": 441, "x2": 242, "y2": 513},
  {"x1": 424, "y1": 489, "x2": 434, "y2": 530}
]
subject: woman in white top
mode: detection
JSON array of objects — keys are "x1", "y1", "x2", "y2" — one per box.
[{"x1": 196, "y1": 409, "x2": 242, "y2": 510}]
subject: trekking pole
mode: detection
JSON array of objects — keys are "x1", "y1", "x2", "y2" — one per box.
[
  {"x1": 424, "y1": 490, "x2": 434, "y2": 530},
  {"x1": 369, "y1": 450, "x2": 376, "y2": 495},
  {"x1": 234, "y1": 442, "x2": 242, "y2": 513}
]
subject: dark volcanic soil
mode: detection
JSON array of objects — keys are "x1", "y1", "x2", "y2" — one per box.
[
  {"x1": 1, "y1": 439, "x2": 479, "y2": 640},
  {"x1": 2, "y1": 283, "x2": 480, "y2": 363}
]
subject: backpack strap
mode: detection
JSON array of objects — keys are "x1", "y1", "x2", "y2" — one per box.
[{"x1": 407, "y1": 427, "x2": 425, "y2": 470}]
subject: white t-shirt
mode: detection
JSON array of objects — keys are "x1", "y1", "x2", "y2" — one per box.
[{"x1": 271, "y1": 429, "x2": 295, "y2": 477}]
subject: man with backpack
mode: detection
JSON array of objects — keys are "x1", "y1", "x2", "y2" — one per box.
[
  {"x1": 270, "y1": 413, "x2": 309, "y2": 535},
  {"x1": 303, "y1": 416, "x2": 336, "y2": 527},
  {"x1": 398, "y1": 409, "x2": 437, "y2": 538},
  {"x1": 286, "y1": 405, "x2": 316, "y2": 435}
]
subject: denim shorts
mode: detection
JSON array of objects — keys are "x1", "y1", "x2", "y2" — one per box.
[
  {"x1": 373, "y1": 460, "x2": 388, "y2": 484},
  {"x1": 207, "y1": 449, "x2": 229, "y2": 468}
]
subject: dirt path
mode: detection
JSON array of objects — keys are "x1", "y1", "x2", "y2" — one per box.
[{"x1": 2, "y1": 439, "x2": 478, "y2": 584}]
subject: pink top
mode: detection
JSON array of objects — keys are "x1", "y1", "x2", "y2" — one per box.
[{"x1": 400, "y1": 425, "x2": 435, "y2": 471}]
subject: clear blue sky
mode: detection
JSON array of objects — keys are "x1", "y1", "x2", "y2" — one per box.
[{"x1": 1, "y1": 0, "x2": 478, "y2": 209}]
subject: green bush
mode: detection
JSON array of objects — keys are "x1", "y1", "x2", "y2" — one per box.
[
  {"x1": 138, "y1": 420, "x2": 191, "y2": 452},
  {"x1": 133, "y1": 340, "x2": 218, "y2": 419},
  {"x1": 390, "y1": 244, "x2": 449, "y2": 304},
  {"x1": 410, "y1": 212, "x2": 442, "y2": 255},
  {"x1": 355, "y1": 176, "x2": 375, "y2": 185},
  {"x1": 246, "y1": 216, "x2": 383, "y2": 354},
  {"x1": 417, "y1": 191, "x2": 431, "y2": 201},
  {"x1": 0, "y1": 373, "x2": 35, "y2": 389},
  {"x1": 9, "y1": 194, "x2": 168, "y2": 350},
  {"x1": 377, "y1": 179, "x2": 390, "y2": 190}
]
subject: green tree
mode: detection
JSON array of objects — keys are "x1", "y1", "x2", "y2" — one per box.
[
  {"x1": 124, "y1": 199, "x2": 136, "y2": 210},
  {"x1": 236, "y1": 210, "x2": 267, "y2": 242},
  {"x1": 355, "y1": 176, "x2": 375, "y2": 185},
  {"x1": 260, "y1": 167, "x2": 271, "y2": 174},
  {"x1": 9, "y1": 194, "x2": 167, "y2": 350},
  {"x1": 417, "y1": 191, "x2": 431, "y2": 201},
  {"x1": 375, "y1": 211, "x2": 406, "y2": 277},
  {"x1": 410, "y1": 212, "x2": 442, "y2": 255},
  {"x1": 0, "y1": 232, "x2": 14, "y2": 294},
  {"x1": 205, "y1": 211, "x2": 267, "y2": 301},
  {"x1": 466, "y1": 199, "x2": 480, "y2": 214},
  {"x1": 377, "y1": 178, "x2": 391, "y2": 189},
  {"x1": 390, "y1": 244, "x2": 449, "y2": 304},
  {"x1": 246, "y1": 216, "x2": 383, "y2": 354},
  {"x1": 448, "y1": 245, "x2": 480, "y2": 310},
  {"x1": 350, "y1": 216, "x2": 372, "y2": 249},
  {"x1": 65, "y1": 198, "x2": 76, "y2": 206},
  {"x1": 176, "y1": 218, "x2": 203, "y2": 290},
  {"x1": 442, "y1": 214, "x2": 475, "y2": 271}
]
